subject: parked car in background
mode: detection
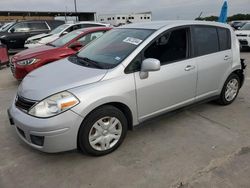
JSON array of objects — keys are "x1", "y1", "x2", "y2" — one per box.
[
  {"x1": 25, "y1": 22, "x2": 111, "y2": 48},
  {"x1": 0, "y1": 40, "x2": 9, "y2": 69},
  {"x1": 10, "y1": 27, "x2": 111, "y2": 80},
  {"x1": 0, "y1": 20, "x2": 64, "y2": 52},
  {"x1": 8, "y1": 21, "x2": 246, "y2": 156},
  {"x1": 230, "y1": 20, "x2": 250, "y2": 30},
  {"x1": 235, "y1": 23, "x2": 250, "y2": 49}
]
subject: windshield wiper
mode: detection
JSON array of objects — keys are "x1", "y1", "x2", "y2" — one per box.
[
  {"x1": 78, "y1": 57, "x2": 104, "y2": 69},
  {"x1": 46, "y1": 43, "x2": 56, "y2": 47}
]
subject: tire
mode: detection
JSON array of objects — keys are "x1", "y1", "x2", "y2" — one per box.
[
  {"x1": 78, "y1": 105, "x2": 128, "y2": 156},
  {"x1": 217, "y1": 73, "x2": 240, "y2": 105}
]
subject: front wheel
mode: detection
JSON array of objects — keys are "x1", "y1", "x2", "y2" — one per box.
[
  {"x1": 217, "y1": 73, "x2": 240, "y2": 105},
  {"x1": 78, "y1": 105, "x2": 128, "y2": 156}
]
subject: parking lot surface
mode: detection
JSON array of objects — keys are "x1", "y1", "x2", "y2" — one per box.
[{"x1": 0, "y1": 52, "x2": 250, "y2": 188}]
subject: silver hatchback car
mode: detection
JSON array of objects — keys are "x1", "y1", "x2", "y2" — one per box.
[{"x1": 8, "y1": 21, "x2": 246, "y2": 156}]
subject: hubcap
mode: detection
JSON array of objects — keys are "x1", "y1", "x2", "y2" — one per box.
[
  {"x1": 89, "y1": 116, "x2": 122, "y2": 151},
  {"x1": 225, "y1": 78, "x2": 239, "y2": 102}
]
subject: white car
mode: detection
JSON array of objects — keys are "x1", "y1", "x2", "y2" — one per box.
[
  {"x1": 24, "y1": 22, "x2": 110, "y2": 48},
  {"x1": 235, "y1": 23, "x2": 250, "y2": 49}
]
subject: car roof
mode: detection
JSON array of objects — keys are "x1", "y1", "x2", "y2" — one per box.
[
  {"x1": 65, "y1": 22, "x2": 110, "y2": 26},
  {"x1": 120, "y1": 20, "x2": 231, "y2": 30},
  {"x1": 74, "y1": 26, "x2": 112, "y2": 33}
]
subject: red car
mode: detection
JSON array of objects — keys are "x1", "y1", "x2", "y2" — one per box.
[{"x1": 10, "y1": 27, "x2": 112, "y2": 80}]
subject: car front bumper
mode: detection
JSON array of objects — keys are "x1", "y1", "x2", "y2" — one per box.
[
  {"x1": 237, "y1": 36, "x2": 250, "y2": 48},
  {"x1": 8, "y1": 102, "x2": 84, "y2": 153}
]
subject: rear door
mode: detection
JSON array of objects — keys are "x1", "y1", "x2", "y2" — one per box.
[
  {"x1": 191, "y1": 26, "x2": 232, "y2": 100},
  {"x1": 27, "y1": 21, "x2": 50, "y2": 37}
]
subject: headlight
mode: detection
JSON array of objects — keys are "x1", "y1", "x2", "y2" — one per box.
[
  {"x1": 28, "y1": 91, "x2": 79, "y2": 118},
  {"x1": 17, "y1": 58, "x2": 39, "y2": 66},
  {"x1": 26, "y1": 40, "x2": 39, "y2": 44}
]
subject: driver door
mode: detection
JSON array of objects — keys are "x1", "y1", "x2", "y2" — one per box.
[
  {"x1": 7, "y1": 22, "x2": 30, "y2": 49},
  {"x1": 133, "y1": 27, "x2": 197, "y2": 121}
]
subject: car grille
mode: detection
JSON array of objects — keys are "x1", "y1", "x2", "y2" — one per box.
[
  {"x1": 239, "y1": 40, "x2": 248, "y2": 45},
  {"x1": 15, "y1": 95, "x2": 36, "y2": 112},
  {"x1": 9, "y1": 58, "x2": 15, "y2": 74},
  {"x1": 236, "y1": 34, "x2": 247, "y2": 37}
]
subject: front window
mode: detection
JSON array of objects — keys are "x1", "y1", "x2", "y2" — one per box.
[
  {"x1": 240, "y1": 23, "x2": 250, "y2": 30},
  {"x1": 50, "y1": 30, "x2": 82, "y2": 47},
  {"x1": 0, "y1": 22, "x2": 14, "y2": 31},
  {"x1": 50, "y1": 24, "x2": 70, "y2": 35},
  {"x1": 76, "y1": 28, "x2": 154, "y2": 69}
]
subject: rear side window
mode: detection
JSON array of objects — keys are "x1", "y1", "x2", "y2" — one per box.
[
  {"x1": 193, "y1": 26, "x2": 219, "y2": 56},
  {"x1": 28, "y1": 22, "x2": 49, "y2": 31},
  {"x1": 217, "y1": 28, "x2": 231, "y2": 51}
]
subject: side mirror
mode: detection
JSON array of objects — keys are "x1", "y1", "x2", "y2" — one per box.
[
  {"x1": 140, "y1": 58, "x2": 160, "y2": 79},
  {"x1": 68, "y1": 41, "x2": 83, "y2": 50},
  {"x1": 61, "y1": 31, "x2": 68, "y2": 36},
  {"x1": 9, "y1": 28, "x2": 15, "y2": 33}
]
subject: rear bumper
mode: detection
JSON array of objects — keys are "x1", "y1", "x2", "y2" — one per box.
[{"x1": 8, "y1": 102, "x2": 84, "y2": 153}]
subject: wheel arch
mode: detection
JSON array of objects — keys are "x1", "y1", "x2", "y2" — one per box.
[
  {"x1": 231, "y1": 69, "x2": 244, "y2": 88},
  {"x1": 76, "y1": 101, "x2": 134, "y2": 151}
]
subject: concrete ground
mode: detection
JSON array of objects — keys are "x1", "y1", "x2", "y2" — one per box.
[{"x1": 0, "y1": 52, "x2": 250, "y2": 188}]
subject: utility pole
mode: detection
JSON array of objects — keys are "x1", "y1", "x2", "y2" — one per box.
[
  {"x1": 74, "y1": 0, "x2": 78, "y2": 22},
  {"x1": 65, "y1": 6, "x2": 68, "y2": 22}
]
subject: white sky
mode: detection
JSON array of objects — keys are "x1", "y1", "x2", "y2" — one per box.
[{"x1": 0, "y1": 0, "x2": 249, "y2": 19}]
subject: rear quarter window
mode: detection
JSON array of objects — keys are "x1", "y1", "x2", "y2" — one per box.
[{"x1": 217, "y1": 27, "x2": 231, "y2": 51}]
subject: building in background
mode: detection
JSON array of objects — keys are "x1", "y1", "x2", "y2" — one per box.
[
  {"x1": 0, "y1": 11, "x2": 96, "y2": 23},
  {"x1": 98, "y1": 12, "x2": 152, "y2": 26}
]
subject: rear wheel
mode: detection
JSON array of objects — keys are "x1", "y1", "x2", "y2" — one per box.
[
  {"x1": 217, "y1": 73, "x2": 240, "y2": 105},
  {"x1": 78, "y1": 105, "x2": 128, "y2": 156}
]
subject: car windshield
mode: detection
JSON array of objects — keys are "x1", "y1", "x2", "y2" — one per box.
[
  {"x1": 49, "y1": 30, "x2": 82, "y2": 47},
  {"x1": 0, "y1": 22, "x2": 14, "y2": 31},
  {"x1": 77, "y1": 28, "x2": 154, "y2": 69},
  {"x1": 240, "y1": 23, "x2": 250, "y2": 30},
  {"x1": 49, "y1": 24, "x2": 70, "y2": 35}
]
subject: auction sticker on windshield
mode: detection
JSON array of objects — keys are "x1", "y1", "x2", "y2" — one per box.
[{"x1": 123, "y1": 37, "x2": 142, "y2": 45}]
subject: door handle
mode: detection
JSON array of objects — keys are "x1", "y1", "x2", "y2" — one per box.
[
  {"x1": 224, "y1": 55, "x2": 231, "y2": 61},
  {"x1": 185, "y1": 65, "x2": 195, "y2": 71}
]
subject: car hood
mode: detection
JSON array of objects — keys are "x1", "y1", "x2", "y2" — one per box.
[
  {"x1": 27, "y1": 33, "x2": 51, "y2": 41},
  {"x1": 13, "y1": 45, "x2": 57, "y2": 60},
  {"x1": 39, "y1": 35, "x2": 59, "y2": 44},
  {"x1": 18, "y1": 58, "x2": 108, "y2": 100}
]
